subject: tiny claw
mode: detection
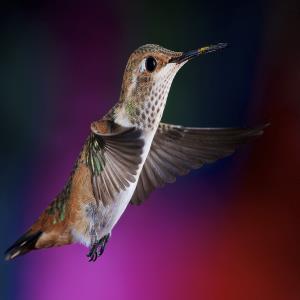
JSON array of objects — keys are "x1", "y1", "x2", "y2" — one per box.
[
  {"x1": 86, "y1": 234, "x2": 110, "y2": 262},
  {"x1": 87, "y1": 246, "x2": 96, "y2": 262},
  {"x1": 98, "y1": 247, "x2": 104, "y2": 256}
]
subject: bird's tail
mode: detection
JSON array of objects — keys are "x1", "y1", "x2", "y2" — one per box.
[{"x1": 4, "y1": 230, "x2": 43, "y2": 261}]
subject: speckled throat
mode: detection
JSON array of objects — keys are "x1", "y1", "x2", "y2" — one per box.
[
  {"x1": 104, "y1": 44, "x2": 183, "y2": 130},
  {"x1": 125, "y1": 65, "x2": 178, "y2": 130},
  {"x1": 118, "y1": 64, "x2": 180, "y2": 130}
]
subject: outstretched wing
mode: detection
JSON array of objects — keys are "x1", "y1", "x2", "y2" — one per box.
[
  {"x1": 86, "y1": 119, "x2": 144, "y2": 206},
  {"x1": 130, "y1": 122, "x2": 266, "y2": 205}
]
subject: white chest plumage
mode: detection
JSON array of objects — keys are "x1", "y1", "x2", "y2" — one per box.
[
  {"x1": 101, "y1": 130, "x2": 155, "y2": 233},
  {"x1": 73, "y1": 129, "x2": 155, "y2": 247}
]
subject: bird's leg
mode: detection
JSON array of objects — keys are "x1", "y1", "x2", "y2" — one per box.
[{"x1": 86, "y1": 233, "x2": 110, "y2": 262}]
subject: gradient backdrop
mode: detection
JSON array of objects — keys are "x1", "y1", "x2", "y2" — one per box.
[{"x1": 1, "y1": 1, "x2": 299, "y2": 299}]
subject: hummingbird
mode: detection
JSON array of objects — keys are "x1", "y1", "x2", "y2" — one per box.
[{"x1": 5, "y1": 43, "x2": 266, "y2": 262}]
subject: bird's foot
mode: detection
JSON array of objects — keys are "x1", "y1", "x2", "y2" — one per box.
[{"x1": 87, "y1": 234, "x2": 110, "y2": 262}]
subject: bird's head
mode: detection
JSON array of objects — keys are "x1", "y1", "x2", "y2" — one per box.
[{"x1": 115, "y1": 43, "x2": 227, "y2": 129}]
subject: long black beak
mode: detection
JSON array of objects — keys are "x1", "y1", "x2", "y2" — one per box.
[{"x1": 169, "y1": 43, "x2": 228, "y2": 64}]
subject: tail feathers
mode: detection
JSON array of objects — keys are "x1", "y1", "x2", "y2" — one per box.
[{"x1": 5, "y1": 230, "x2": 43, "y2": 261}]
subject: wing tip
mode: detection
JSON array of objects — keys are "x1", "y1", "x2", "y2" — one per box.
[{"x1": 248, "y1": 122, "x2": 270, "y2": 137}]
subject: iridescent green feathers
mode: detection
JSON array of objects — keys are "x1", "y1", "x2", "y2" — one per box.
[
  {"x1": 86, "y1": 135, "x2": 105, "y2": 176},
  {"x1": 85, "y1": 121, "x2": 145, "y2": 206},
  {"x1": 45, "y1": 172, "x2": 73, "y2": 224},
  {"x1": 45, "y1": 191, "x2": 68, "y2": 224}
]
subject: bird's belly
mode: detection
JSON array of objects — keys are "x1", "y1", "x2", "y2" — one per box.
[
  {"x1": 98, "y1": 180, "x2": 139, "y2": 234},
  {"x1": 77, "y1": 131, "x2": 155, "y2": 246}
]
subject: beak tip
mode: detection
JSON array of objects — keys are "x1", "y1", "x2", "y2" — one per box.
[
  {"x1": 169, "y1": 42, "x2": 229, "y2": 64},
  {"x1": 198, "y1": 42, "x2": 228, "y2": 54},
  {"x1": 220, "y1": 42, "x2": 228, "y2": 48}
]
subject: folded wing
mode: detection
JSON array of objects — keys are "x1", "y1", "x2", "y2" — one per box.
[{"x1": 86, "y1": 119, "x2": 144, "y2": 206}]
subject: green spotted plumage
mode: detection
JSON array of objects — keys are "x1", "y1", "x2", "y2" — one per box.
[
  {"x1": 86, "y1": 134, "x2": 106, "y2": 176},
  {"x1": 44, "y1": 149, "x2": 83, "y2": 224},
  {"x1": 45, "y1": 173, "x2": 72, "y2": 224}
]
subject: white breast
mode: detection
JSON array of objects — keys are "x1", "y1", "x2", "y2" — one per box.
[{"x1": 95, "y1": 130, "x2": 155, "y2": 238}]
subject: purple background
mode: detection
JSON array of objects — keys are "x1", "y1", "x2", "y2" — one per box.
[{"x1": 1, "y1": 1, "x2": 299, "y2": 299}]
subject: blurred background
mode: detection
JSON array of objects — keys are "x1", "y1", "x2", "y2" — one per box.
[{"x1": 1, "y1": 1, "x2": 299, "y2": 299}]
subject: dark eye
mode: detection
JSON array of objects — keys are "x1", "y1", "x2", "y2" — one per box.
[{"x1": 145, "y1": 56, "x2": 157, "y2": 72}]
